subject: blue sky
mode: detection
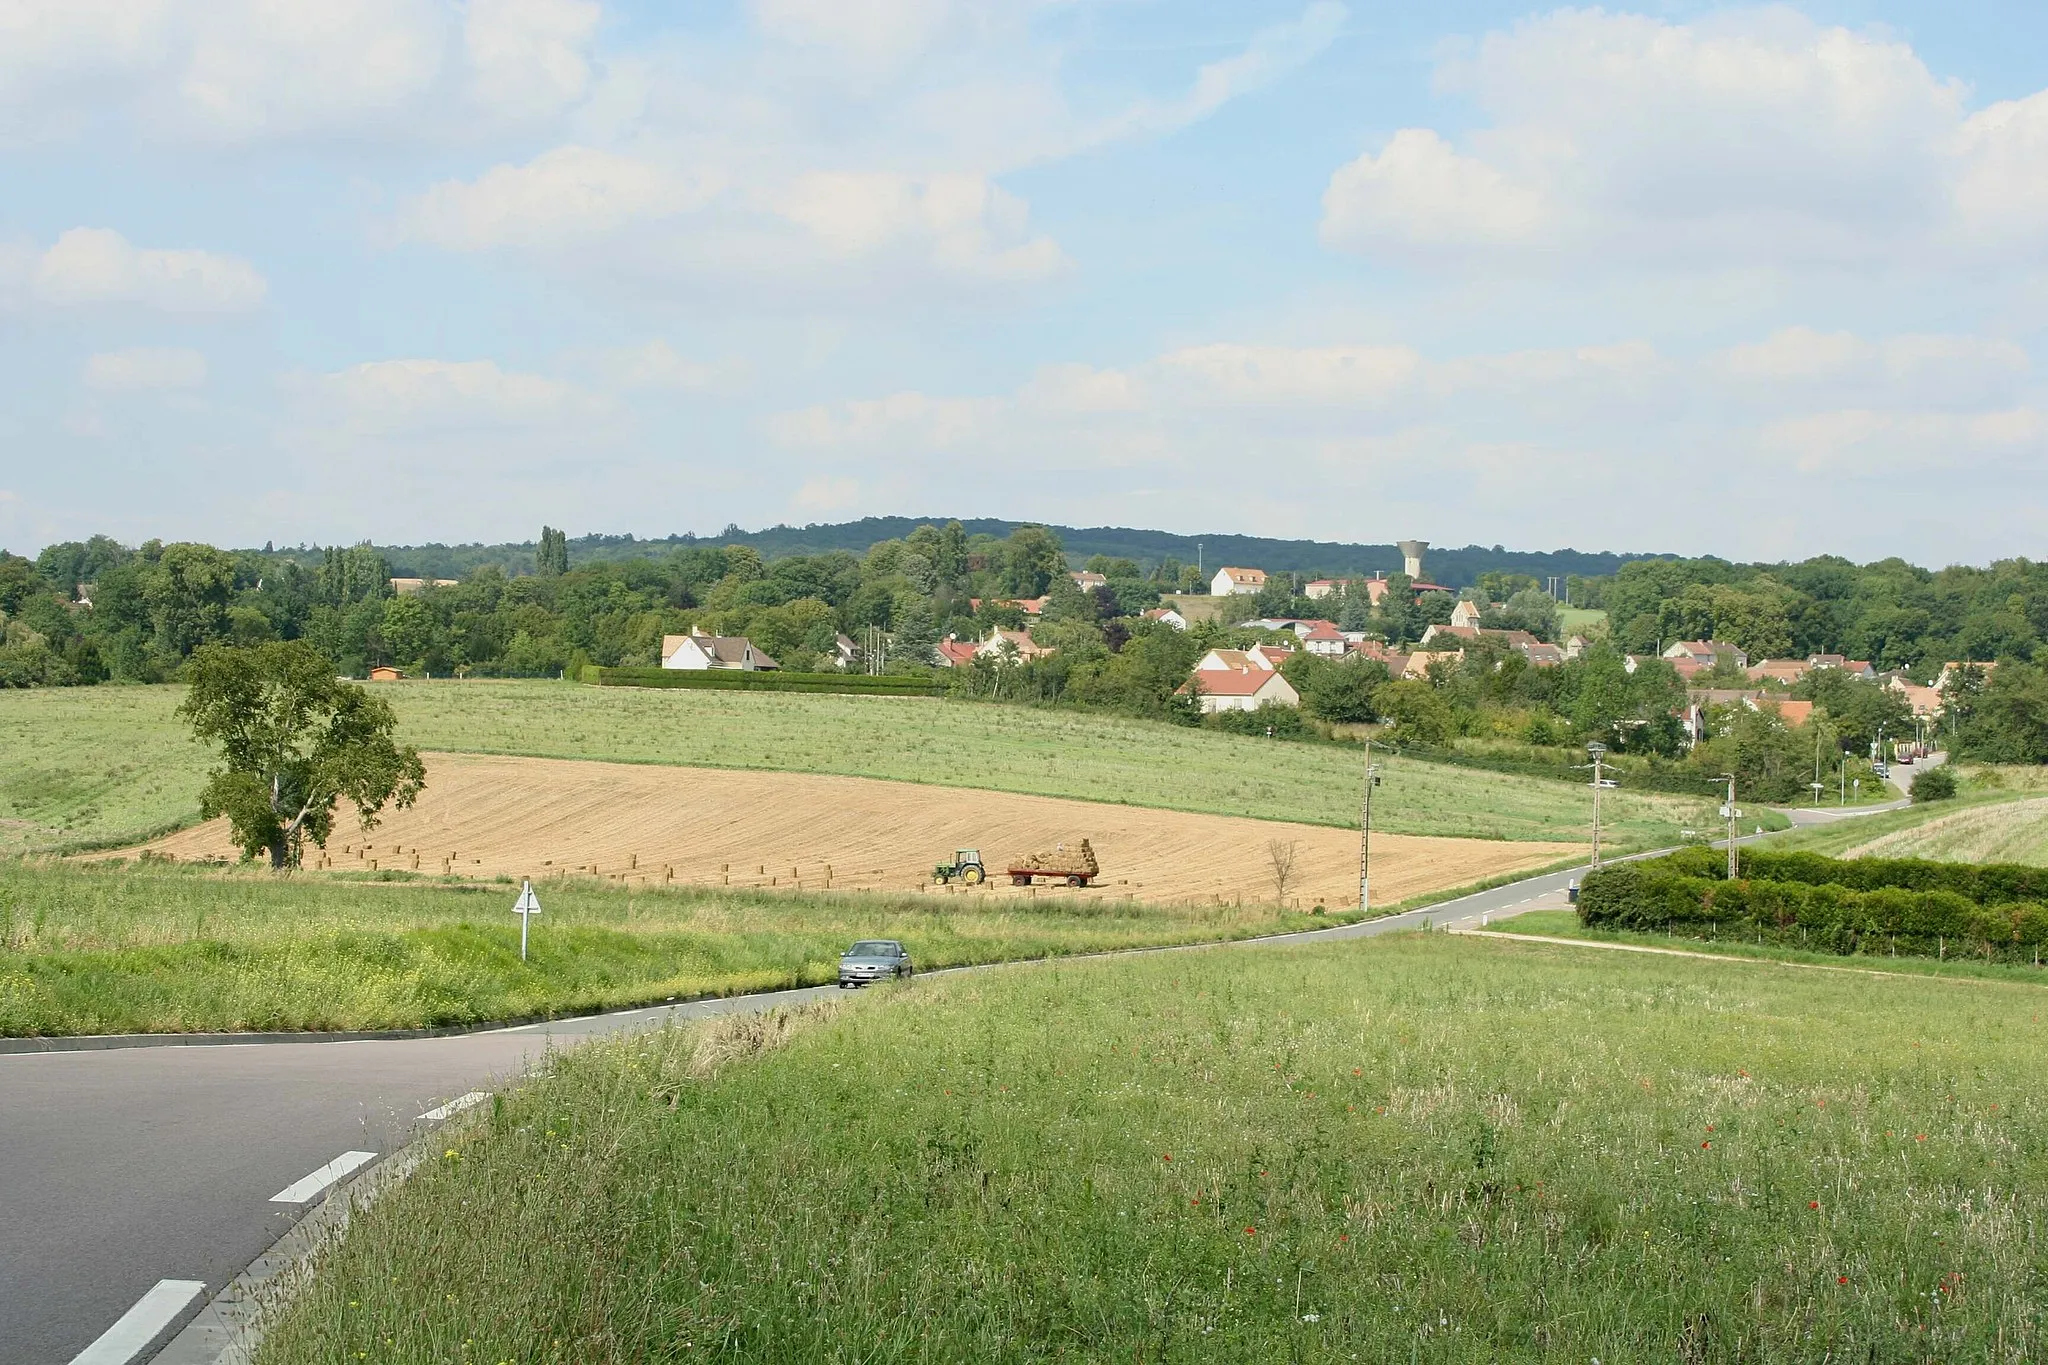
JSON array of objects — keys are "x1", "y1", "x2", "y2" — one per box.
[{"x1": 4, "y1": 0, "x2": 2046, "y2": 564}]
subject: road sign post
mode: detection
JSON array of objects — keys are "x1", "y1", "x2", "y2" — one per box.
[{"x1": 513, "y1": 879, "x2": 542, "y2": 961}]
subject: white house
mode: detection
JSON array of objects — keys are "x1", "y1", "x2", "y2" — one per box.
[
  {"x1": 976, "y1": 628, "x2": 1050, "y2": 663},
  {"x1": 1141, "y1": 606, "x2": 1189, "y2": 631},
  {"x1": 1195, "y1": 647, "x2": 1265, "y2": 673},
  {"x1": 1664, "y1": 640, "x2": 1749, "y2": 670},
  {"x1": 1211, "y1": 566, "x2": 1267, "y2": 596},
  {"x1": 1303, "y1": 579, "x2": 1351, "y2": 600},
  {"x1": 829, "y1": 634, "x2": 858, "y2": 669},
  {"x1": 1178, "y1": 667, "x2": 1301, "y2": 713},
  {"x1": 1300, "y1": 623, "x2": 1347, "y2": 657},
  {"x1": 1070, "y1": 570, "x2": 1107, "y2": 591},
  {"x1": 1449, "y1": 599, "x2": 1485, "y2": 628},
  {"x1": 660, "y1": 632, "x2": 776, "y2": 671},
  {"x1": 662, "y1": 631, "x2": 779, "y2": 671}
]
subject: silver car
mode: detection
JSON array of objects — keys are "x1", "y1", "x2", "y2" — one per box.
[{"x1": 837, "y1": 939, "x2": 913, "y2": 988}]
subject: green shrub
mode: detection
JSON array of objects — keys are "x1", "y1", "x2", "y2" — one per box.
[
  {"x1": 1911, "y1": 766, "x2": 1958, "y2": 803},
  {"x1": 1579, "y1": 853, "x2": 2048, "y2": 963}
]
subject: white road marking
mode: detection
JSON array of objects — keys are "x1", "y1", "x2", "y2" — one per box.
[
  {"x1": 419, "y1": 1091, "x2": 489, "y2": 1123},
  {"x1": 68, "y1": 1279, "x2": 206, "y2": 1365},
  {"x1": 269, "y1": 1151, "x2": 377, "y2": 1204}
]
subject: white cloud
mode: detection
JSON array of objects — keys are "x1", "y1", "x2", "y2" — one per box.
[
  {"x1": 1760, "y1": 407, "x2": 2047, "y2": 475},
  {"x1": 399, "y1": 154, "x2": 1067, "y2": 288},
  {"x1": 748, "y1": 0, "x2": 960, "y2": 78},
  {"x1": 1157, "y1": 342, "x2": 1422, "y2": 406},
  {"x1": 310, "y1": 358, "x2": 608, "y2": 433},
  {"x1": 4, "y1": 228, "x2": 266, "y2": 312},
  {"x1": 589, "y1": 340, "x2": 725, "y2": 393},
  {"x1": 758, "y1": 323, "x2": 2045, "y2": 555},
  {"x1": 1714, "y1": 327, "x2": 2030, "y2": 408},
  {"x1": 1320, "y1": 9, "x2": 2048, "y2": 270},
  {"x1": 174, "y1": 0, "x2": 447, "y2": 141},
  {"x1": 83, "y1": 347, "x2": 208, "y2": 390},
  {"x1": 398, "y1": 146, "x2": 722, "y2": 250},
  {"x1": 0, "y1": 0, "x2": 602, "y2": 143},
  {"x1": 774, "y1": 171, "x2": 1067, "y2": 282},
  {"x1": 465, "y1": 0, "x2": 601, "y2": 123}
]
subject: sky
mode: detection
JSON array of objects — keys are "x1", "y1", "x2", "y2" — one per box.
[{"x1": 4, "y1": 0, "x2": 2048, "y2": 566}]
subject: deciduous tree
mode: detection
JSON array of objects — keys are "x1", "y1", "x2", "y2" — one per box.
[{"x1": 179, "y1": 641, "x2": 425, "y2": 868}]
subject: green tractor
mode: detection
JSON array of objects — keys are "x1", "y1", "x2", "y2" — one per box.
[{"x1": 933, "y1": 848, "x2": 986, "y2": 886}]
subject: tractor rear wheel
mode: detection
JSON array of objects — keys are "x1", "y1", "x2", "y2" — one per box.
[
  {"x1": 1012, "y1": 874, "x2": 1031, "y2": 887},
  {"x1": 962, "y1": 865, "x2": 984, "y2": 885},
  {"x1": 1067, "y1": 874, "x2": 1085, "y2": 887}
]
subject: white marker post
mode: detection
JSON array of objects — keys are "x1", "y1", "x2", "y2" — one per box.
[{"x1": 513, "y1": 879, "x2": 542, "y2": 961}]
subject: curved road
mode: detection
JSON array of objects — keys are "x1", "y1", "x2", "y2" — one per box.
[{"x1": 2, "y1": 782, "x2": 1925, "y2": 1364}]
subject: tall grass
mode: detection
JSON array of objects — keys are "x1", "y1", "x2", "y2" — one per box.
[
  {"x1": 0, "y1": 859, "x2": 1334, "y2": 1036},
  {"x1": 259, "y1": 934, "x2": 2048, "y2": 1362}
]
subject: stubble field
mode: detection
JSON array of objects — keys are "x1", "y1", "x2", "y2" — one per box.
[{"x1": 133, "y1": 752, "x2": 1583, "y2": 909}]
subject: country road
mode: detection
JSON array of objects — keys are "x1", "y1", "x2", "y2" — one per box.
[{"x1": 0, "y1": 800, "x2": 1907, "y2": 1365}]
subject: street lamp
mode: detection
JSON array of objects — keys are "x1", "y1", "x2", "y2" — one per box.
[{"x1": 1586, "y1": 741, "x2": 1608, "y2": 868}]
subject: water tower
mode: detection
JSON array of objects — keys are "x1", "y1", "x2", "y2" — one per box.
[{"x1": 1398, "y1": 539, "x2": 1429, "y2": 580}]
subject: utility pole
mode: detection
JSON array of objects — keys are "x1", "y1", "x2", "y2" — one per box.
[
  {"x1": 1358, "y1": 739, "x2": 1380, "y2": 909},
  {"x1": 1586, "y1": 741, "x2": 1607, "y2": 868},
  {"x1": 1722, "y1": 773, "x2": 1739, "y2": 879}
]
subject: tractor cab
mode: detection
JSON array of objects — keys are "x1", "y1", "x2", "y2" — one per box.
[{"x1": 934, "y1": 848, "x2": 987, "y2": 885}]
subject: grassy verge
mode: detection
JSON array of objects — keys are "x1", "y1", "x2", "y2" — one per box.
[
  {"x1": 1485, "y1": 908, "x2": 2048, "y2": 987},
  {"x1": 0, "y1": 858, "x2": 1348, "y2": 1037},
  {"x1": 2, "y1": 683, "x2": 1758, "y2": 851},
  {"x1": 259, "y1": 934, "x2": 2048, "y2": 1362}
]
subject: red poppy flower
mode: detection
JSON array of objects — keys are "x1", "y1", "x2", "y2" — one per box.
[
  {"x1": 1245, "y1": 1226, "x2": 1257, "y2": 1236},
  {"x1": 1809, "y1": 1201, "x2": 1819, "y2": 1209},
  {"x1": 1339, "y1": 1233, "x2": 1350, "y2": 1242},
  {"x1": 1701, "y1": 1141, "x2": 1711, "y2": 1149},
  {"x1": 1915, "y1": 1134, "x2": 1927, "y2": 1142},
  {"x1": 1838, "y1": 1276, "x2": 1848, "y2": 1285},
  {"x1": 1352, "y1": 1068, "x2": 1361, "y2": 1076},
  {"x1": 1162, "y1": 1154, "x2": 1172, "y2": 1162}
]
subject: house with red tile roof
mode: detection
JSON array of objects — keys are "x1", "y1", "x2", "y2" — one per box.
[{"x1": 1176, "y1": 666, "x2": 1301, "y2": 713}]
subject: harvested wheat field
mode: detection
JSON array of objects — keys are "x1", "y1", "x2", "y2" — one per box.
[{"x1": 128, "y1": 753, "x2": 1582, "y2": 908}]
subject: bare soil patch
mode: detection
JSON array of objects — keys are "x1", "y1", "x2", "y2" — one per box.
[{"x1": 124, "y1": 753, "x2": 1582, "y2": 908}]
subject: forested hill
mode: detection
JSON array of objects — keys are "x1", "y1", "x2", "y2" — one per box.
[{"x1": 316, "y1": 518, "x2": 1659, "y2": 590}]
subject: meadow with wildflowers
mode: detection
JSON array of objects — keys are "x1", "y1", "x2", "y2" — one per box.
[
  {"x1": 259, "y1": 932, "x2": 2048, "y2": 1363},
  {"x1": 0, "y1": 858, "x2": 1339, "y2": 1036}
]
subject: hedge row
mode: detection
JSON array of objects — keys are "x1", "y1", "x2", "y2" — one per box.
[
  {"x1": 1579, "y1": 861, "x2": 2048, "y2": 962},
  {"x1": 1652, "y1": 844, "x2": 2048, "y2": 906},
  {"x1": 581, "y1": 666, "x2": 949, "y2": 697}
]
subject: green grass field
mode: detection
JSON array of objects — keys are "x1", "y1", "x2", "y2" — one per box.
[
  {"x1": 258, "y1": 933, "x2": 2048, "y2": 1362},
  {"x1": 0, "y1": 682, "x2": 1737, "y2": 852},
  {"x1": 1556, "y1": 605, "x2": 1608, "y2": 636},
  {"x1": 1485, "y1": 908, "x2": 2048, "y2": 986},
  {"x1": 0, "y1": 859, "x2": 1340, "y2": 1036}
]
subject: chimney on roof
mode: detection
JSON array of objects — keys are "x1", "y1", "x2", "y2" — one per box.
[{"x1": 1398, "y1": 539, "x2": 1429, "y2": 580}]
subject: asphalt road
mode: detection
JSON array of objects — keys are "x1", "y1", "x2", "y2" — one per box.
[{"x1": 0, "y1": 813, "x2": 1885, "y2": 1364}]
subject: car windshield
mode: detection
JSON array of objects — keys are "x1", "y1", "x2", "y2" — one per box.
[{"x1": 847, "y1": 941, "x2": 897, "y2": 957}]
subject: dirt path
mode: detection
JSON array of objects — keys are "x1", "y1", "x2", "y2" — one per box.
[{"x1": 122, "y1": 753, "x2": 1582, "y2": 908}]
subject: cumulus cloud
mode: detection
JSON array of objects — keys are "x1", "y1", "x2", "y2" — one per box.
[
  {"x1": 759, "y1": 323, "x2": 2043, "y2": 550},
  {"x1": 398, "y1": 146, "x2": 722, "y2": 250},
  {"x1": 83, "y1": 346, "x2": 208, "y2": 390},
  {"x1": 2, "y1": 228, "x2": 266, "y2": 312},
  {"x1": 465, "y1": 0, "x2": 600, "y2": 122},
  {"x1": 398, "y1": 154, "x2": 1067, "y2": 288},
  {"x1": 309, "y1": 358, "x2": 608, "y2": 433},
  {"x1": 1319, "y1": 8, "x2": 2048, "y2": 270},
  {"x1": 0, "y1": 0, "x2": 599, "y2": 143}
]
